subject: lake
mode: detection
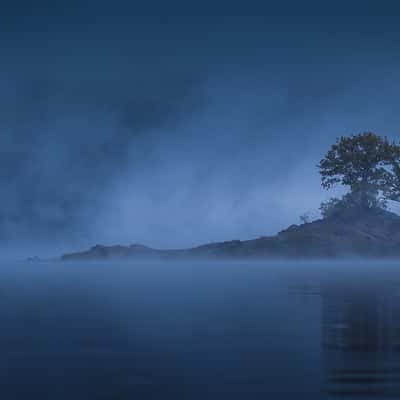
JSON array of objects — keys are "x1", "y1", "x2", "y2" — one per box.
[{"x1": 0, "y1": 260, "x2": 399, "y2": 399}]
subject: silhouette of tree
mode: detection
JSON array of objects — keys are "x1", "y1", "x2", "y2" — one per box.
[
  {"x1": 319, "y1": 132, "x2": 400, "y2": 210},
  {"x1": 299, "y1": 213, "x2": 310, "y2": 224}
]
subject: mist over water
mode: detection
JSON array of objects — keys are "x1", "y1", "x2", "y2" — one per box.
[
  {"x1": 2, "y1": 3, "x2": 400, "y2": 399},
  {"x1": 1, "y1": 259, "x2": 399, "y2": 399}
]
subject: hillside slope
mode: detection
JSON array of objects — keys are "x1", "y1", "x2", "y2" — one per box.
[{"x1": 61, "y1": 207, "x2": 400, "y2": 261}]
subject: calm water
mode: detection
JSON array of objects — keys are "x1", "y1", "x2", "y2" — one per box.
[{"x1": 1, "y1": 260, "x2": 400, "y2": 399}]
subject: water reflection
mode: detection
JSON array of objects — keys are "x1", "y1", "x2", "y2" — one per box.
[
  {"x1": 3, "y1": 261, "x2": 400, "y2": 399},
  {"x1": 294, "y1": 275, "x2": 400, "y2": 397}
]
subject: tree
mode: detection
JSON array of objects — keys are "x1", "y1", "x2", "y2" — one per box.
[
  {"x1": 381, "y1": 146, "x2": 400, "y2": 201},
  {"x1": 318, "y1": 132, "x2": 400, "y2": 210},
  {"x1": 299, "y1": 213, "x2": 310, "y2": 224},
  {"x1": 319, "y1": 193, "x2": 387, "y2": 219},
  {"x1": 319, "y1": 197, "x2": 346, "y2": 219}
]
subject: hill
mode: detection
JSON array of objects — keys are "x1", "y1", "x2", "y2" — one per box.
[{"x1": 61, "y1": 207, "x2": 400, "y2": 261}]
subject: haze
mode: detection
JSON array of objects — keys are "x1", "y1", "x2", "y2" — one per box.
[{"x1": 1, "y1": 1, "x2": 400, "y2": 258}]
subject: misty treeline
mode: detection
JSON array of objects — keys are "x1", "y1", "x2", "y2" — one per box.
[{"x1": 304, "y1": 132, "x2": 400, "y2": 221}]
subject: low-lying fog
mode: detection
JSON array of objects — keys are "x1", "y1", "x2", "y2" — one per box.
[{"x1": 1, "y1": 259, "x2": 399, "y2": 398}]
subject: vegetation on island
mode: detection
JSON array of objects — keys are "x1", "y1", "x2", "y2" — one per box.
[
  {"x1": 63, "y1": 131, "x2": 400, "y2": 261},
  {"x1": 318, "y1": 132, "x2": 400, "y2": 218}
]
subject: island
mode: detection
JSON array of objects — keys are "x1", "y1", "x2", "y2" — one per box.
[{"x1": 61, "y1": 133, "x2": 400, "y2": 261}]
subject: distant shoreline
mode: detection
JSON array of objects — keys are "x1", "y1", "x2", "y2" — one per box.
[{"x1": 59, "y1": 207, "x2": 400, "y2": 261}]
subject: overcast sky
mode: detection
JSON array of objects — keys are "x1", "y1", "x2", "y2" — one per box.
[{"x1": 1, "y1": 1, "x2": 400, "y2": 255}]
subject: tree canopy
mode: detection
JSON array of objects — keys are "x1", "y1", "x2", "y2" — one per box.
[{"x1": 318, "y1": 132, "x2": 400, "y2": 212}]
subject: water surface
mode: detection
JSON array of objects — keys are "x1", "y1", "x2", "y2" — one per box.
[{"x1": 0, "y1": 260, "x2": 399, "y2": 399}]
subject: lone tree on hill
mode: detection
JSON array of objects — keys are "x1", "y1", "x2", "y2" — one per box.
[{"x1": 318, "y1": 132, "x2": 400, "y2": 215}]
